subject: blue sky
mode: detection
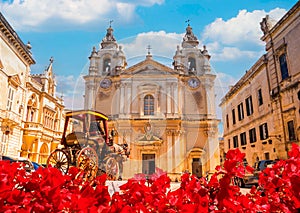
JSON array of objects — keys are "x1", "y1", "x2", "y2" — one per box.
[{"x1": 0, "y1": 0, "x2": 298, "y2": 123}]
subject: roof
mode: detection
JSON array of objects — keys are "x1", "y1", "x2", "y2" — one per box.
[
  {"x1": 0, "y1": 12, "x2": 35, "y2": 65},
  {"x1": 65, "y1": 110, "x2": 109, "y2": 121}
]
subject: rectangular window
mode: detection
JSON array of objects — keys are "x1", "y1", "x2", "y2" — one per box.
[
  {"x1": 233, "y1": 136, "x2": 238, "y2": 148},
  {"x1": 249, "y1": 128, "x2": 257, "y2": 143},
  {"x1": 237, "y1": 103, "x2": 244, "y2": 121},
  {"x1": 287, "y1": 120, "x2": 296, "y2": 141},
  {"x1": 245, "y1": 96, "x2": 254, "y2": 116},
  {"x1": 6, "y1": 87, "x2": 14, "y2": 111},
  {"x1": 226, "y1": 114, "x2": 229, "y2": 129},
  {"x1": 144, "y1": 95, "x2": 154, "y2": 115},
  {"x1": 228, "y1": 139, "x2": 231, "y2": 149},
  {"x1": 258, "y1": 89, "x2": 263, "y2": 106},
  {"x1": 259, "y1": 123, "x2": 268, "y2": 140},
  {"x1": 232, "y1": 109, "x2": 236, "y2": 125},
  {"x1": 240, "y1": 132, "x2": 247, "y2": 146},
  {"x1": 279, "y1": 53, "x2": 289, "y2": 80}
]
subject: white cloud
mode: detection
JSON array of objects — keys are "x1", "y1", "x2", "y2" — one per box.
[
  {"x1": 0, "y1": 0, "x2": 164, "y2": 31},
  {"x1": 202, "y1": 8, "x2": 286, "y2": 45},
  {"x1": 214, "y1": 72, "x2": 239, "y2": 119},
  {"x1": 116, "y1": 3, "x2": 136, "y2": 22},
  {"x1": 56, "y1": 74, "x2": 85, "y2": 109},
  {"x1": 200, "y1": 8, "x2": 286, "y2": 62},
  {"x1": 207, "y1": 44, "x2": 264, "y2": 61},
  {"x1": 119, "y1": 31, "x2": 183, "y2": 66}
]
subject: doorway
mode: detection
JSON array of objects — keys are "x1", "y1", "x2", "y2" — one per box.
[
  {"x1": 192, "y1": 158, "x2": 202, "y2": 178},
  {"x1": 142, "y1": 154, "x2": 155, "y2": 175}
]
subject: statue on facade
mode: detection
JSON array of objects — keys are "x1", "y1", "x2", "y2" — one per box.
[
  {"x1": 102, "y1": 20, "x2": 116, "y2": 42},
  {"x1": 102, "y1": 27, "x2": 116, "y2": 42},
  {"x1": 260, "y1": 15, "x2": 276, "y2": 35},
  {"x1": 183, "y1": 21, "x2": 198, "y2": 42}
]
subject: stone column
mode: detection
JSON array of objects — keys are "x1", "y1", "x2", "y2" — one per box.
[
  {"x1": 173, "y1": 83, "x2": 179, "y2": 115},
  {"x1": 204, "y1": 127, "x2": 220, "y2": 175},
  {"x1": 174, "y1": 130, "x2": 182, "y2": 171},
  {"x1": 85, "y1": 81, "x2": 95, "y2": 110},
  {"x1": 166, "y1": 129, "x2": 173, "y2": 172},
  {"x1": 167, "y1": 83, "x2": 171, "y2": 115},
  {"x1": 170, "y1": 83, "x2": 174, "y2": 114},
  {"x1": 119, "y1": 84, "x2": 125, "y2": 115},
  {"x1": 124, "y1": 83, "x2": 130, "y2": 116},
  {"x1": 203, "y1": 78, "x2": 216, "y2": 118},
  {"x1": 172, "y1": 131, "x2": 175, "y2": 173}
]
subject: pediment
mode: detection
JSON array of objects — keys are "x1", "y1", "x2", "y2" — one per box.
[
  {"x1": 123, "y1": 57, "x2": 177, "y2": 76},
  {"x1": 8, "y1": 74, "x2": 21, "y2": 88},
  {"x1": 135, "y1": 134, "x2": 163, "y2": 146},
  {"x1": 134, "y1": 122, "x2": 163, "y2": 146}
]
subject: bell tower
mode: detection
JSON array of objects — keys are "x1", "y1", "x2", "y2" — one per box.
[
  {"x1": 88, "y1": 22, "x2": 127, "y2": 77},
  {"x1": 173, "y1": 22, "x2": 211, "y2": 76},
  {"x1": 84, "y1": 22, "x2": 127, "y2": 109},
  {"x1": 172, "y1": 22, "x2": 219, "y2": 176}
]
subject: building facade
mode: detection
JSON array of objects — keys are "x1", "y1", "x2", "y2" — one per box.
[
  {"x1": 0, "y1": 13, "x2": 65, "y2": 163},
  {"x1": 84, "y1": 24, "x2": 220, "y2": 180},
  {"x1": 0, "y1": 12, "x2": 35, "y2": 158},
  {"x1": 220, "y1": 1, "x2": 300, "y2": 166},
  {"x1": 21, "y1": 58, "x2": 65, "y2": 164}
]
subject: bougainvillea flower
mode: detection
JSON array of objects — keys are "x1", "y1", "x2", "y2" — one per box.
[{"x1": 0, "y1": 143, "x2": 300, "y2": 212}]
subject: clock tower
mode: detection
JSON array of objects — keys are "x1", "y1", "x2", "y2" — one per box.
[
  {"x1": 173, "y1": 23, "x2": 216, "y2": 120},
  {"x1": 84, "y1": 23, "x2": 127, "y2": 110},
  {"x1": 172, "y1": 23, "x2": 219, "y2": 176}
]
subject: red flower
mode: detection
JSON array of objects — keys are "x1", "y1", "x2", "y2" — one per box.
[{"x1": 1, "y1": 144, "x2": 300, "y2": 212}]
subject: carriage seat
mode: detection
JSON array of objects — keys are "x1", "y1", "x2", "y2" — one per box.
[{"x1": 65, "y1": 132, "x2": 86, "y2": 146}]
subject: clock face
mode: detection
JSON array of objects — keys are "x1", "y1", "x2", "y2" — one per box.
[
  {"x1": 188, "y1": 78, "x2": 200, "y2": 88},
  {"x1": 100, "y1": 78, "x2": 112, "y2": 89}
]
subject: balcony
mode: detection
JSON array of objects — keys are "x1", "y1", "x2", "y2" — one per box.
[
  {"x1": 23, "y1": 122, "x2": 43, "y2": 136},
  {"x1": 0, "y1": 110, "x2": 22, "y2": 126}
]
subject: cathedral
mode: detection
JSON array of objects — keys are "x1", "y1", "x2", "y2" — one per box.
[{"x1": 83, "y1": 24, "x2": 220, "y2": 180}]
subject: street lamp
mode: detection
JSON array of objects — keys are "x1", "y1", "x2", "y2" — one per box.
[{"x1": 4, "y1": 126, "x2": 10, "y2": 135}]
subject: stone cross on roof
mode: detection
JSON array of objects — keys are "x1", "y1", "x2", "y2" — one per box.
[
  {"x1": 147, "y1": 45, "x2": 152, "y2": 55},
  {"x1": 185, "y1": 19, "x2": 190, "y2": 26},
  {"x1": 109, "y1": 20, "x2": 113, "y2": 28}
]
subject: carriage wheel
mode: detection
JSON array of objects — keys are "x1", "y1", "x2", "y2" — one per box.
[
  {"x1": 77, "y1": 147, "x2": 98, "y2": 181},
  {"x1": 47, "y1": 149, "x2": 69, "y2": 174},
  {"x1": 105, "y1": 157, "x2": 119, "y2": 180}
]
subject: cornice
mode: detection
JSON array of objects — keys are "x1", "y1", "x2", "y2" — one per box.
[
  {"x1": 0, "y1": 12, "x2": 35, "y2": 65},
  {"x1": 219, "y1": 55, "x2": 267, "y2": 106}
]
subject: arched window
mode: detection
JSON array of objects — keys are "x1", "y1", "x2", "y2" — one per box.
[
  {"x1": 39, "y1": 143, "x2": 49, "y2": 164},
  {"x1": 103, "y1": 58, "x2": 111, "y2": 72},
  {"x1": 188, "y1": 57, "x2": 196, "y2": 71},
  {"x1": 144, "y1": 95, "x2": 154, "y2": 115}
]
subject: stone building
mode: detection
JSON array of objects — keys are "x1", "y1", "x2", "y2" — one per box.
[
  {"x1": 21, "y1": 58, "x2": 65, "y2": 164},
  {"x1": 0, "y1": 12, "x2": 65, "y2": 163},
  {"x1": 84, "y1": 24, "x2": 220, "y2": 180},
  {"x1": 220, "y1": 1, "x2": 300, "y2": 166}
]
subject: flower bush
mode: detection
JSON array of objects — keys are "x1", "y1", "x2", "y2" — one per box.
[{"x1": 1, "y1": 144, "x2": 299, "y2": 212}]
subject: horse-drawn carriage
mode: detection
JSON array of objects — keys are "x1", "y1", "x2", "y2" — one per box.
[{"x1": 47, "y1": 110, "x2": 129, "y2": 180}]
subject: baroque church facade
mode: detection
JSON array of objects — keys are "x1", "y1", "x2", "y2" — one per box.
[{"x1": 84, "y1": 24, "x2": 220, "y2": 180}]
